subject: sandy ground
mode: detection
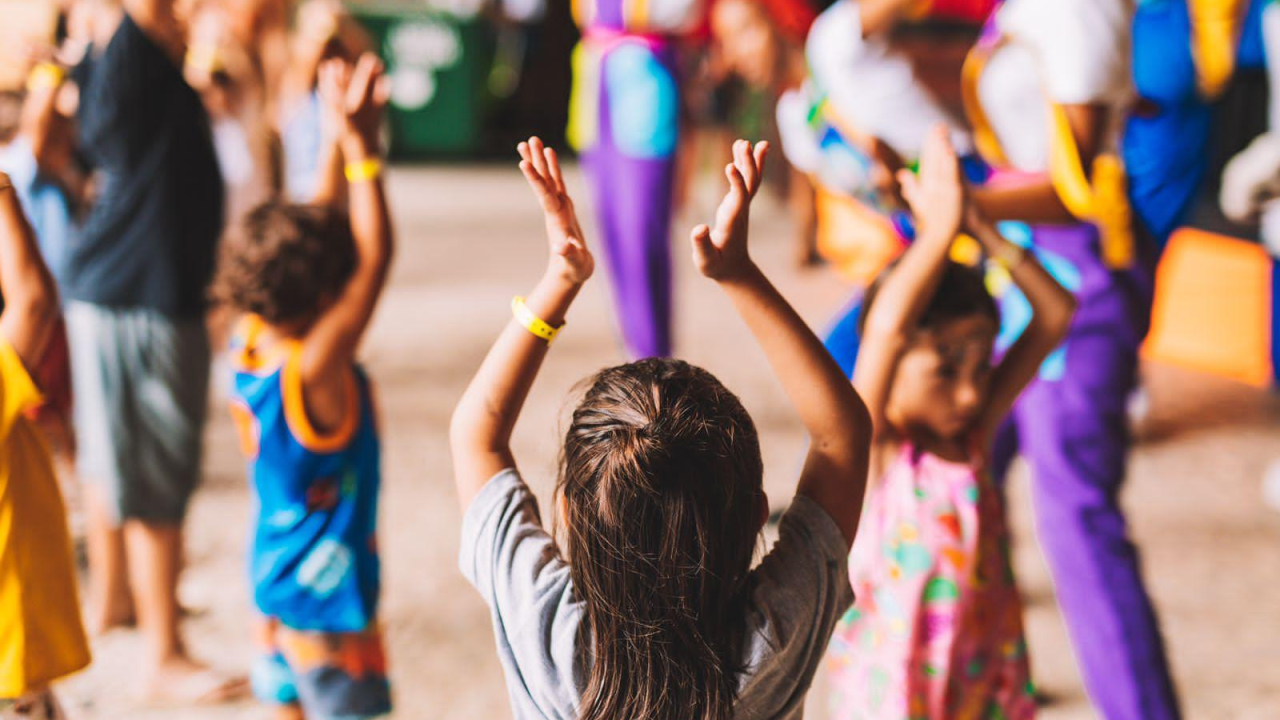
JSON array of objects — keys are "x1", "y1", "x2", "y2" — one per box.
[{"x1": 57, "y1": 164, "x2": 1280, "y2": 719}]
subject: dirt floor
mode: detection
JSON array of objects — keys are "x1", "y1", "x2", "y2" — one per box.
[{"x1": 57, "y1": 163, "x2": 1280, "y2": 719}]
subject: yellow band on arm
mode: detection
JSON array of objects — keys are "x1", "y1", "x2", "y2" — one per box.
[
  {"x1": 26, "y1": 62, "x2": 66, "y2": 91},
  {"x1": 344, "y1": 158, "x2": 383, "y2": 184},
  {"x1": 512, "y1": 296, "x2": 562, "y2": 342}
]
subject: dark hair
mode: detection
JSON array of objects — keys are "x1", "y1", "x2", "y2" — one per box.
[
  {"x1": 859, "y1": 258, "x2": 999, "y2": 336},
  {"x1": 558, "y1": 358, "x2": 764, "y2": 720},
  {"x1": 212, "y1": 201, "x2": 356, "y2": 327}
]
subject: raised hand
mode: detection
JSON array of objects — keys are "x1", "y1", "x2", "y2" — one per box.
[
  {"x1": 896, "y1": 124, "x2": 964, "y2": 239},
  {"x1": 518, "y1": 136, "x2": 593, "y2": 286},
  {"x1": 318, "y1": 53, "x2": 391, "y2": 153},
  {"x1": 691, "y1": 139, "x2": 769, "y2": 281}
]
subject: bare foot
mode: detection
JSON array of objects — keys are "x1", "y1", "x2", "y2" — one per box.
[
  {"x1": 140, "y1": 655, "x2": 250, "y2": 707},
  {"x1": 87, "y1": 601, "x2": 209, "y2": 635}
]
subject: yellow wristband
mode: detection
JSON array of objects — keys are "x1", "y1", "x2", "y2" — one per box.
[
  {"x1": 344, "y1": 158, "x2": 382, "y2": 184},
  {"x1": 26, "y1": 62, "x2": 66, "y2": 92},
  {"x1": 991, "y1": 240, "x2": 1028, "y2": 270},
  {"x1": 512, "y1": 296, "x2": 561, "y2": 342}
]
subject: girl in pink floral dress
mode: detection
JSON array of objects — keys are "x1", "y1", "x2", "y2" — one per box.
[{"x1": 825, "y1": 127, "x2": 1077, "y2": 720}]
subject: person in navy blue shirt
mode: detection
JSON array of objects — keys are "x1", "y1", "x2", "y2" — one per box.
[{"x1": 62, "y1": 0, "x2": 243, "y2": 705}]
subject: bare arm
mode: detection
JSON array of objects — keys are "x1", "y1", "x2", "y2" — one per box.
[
  {"x1": 852, "y1": 126, "x2": 964, "y2": 442},
  {"x1": 0, "y1": 175, "x2": 58, "y2": 370},
  {"x1": 450, "y1": 137, "x2": 595, "y2": 511},
  {"x1": 968, "y1": 212, "x2": 1076, "y2": 445},
  {"x1": 971, "y1": 103, "x2": 1106, "y2": 224},
  {"x1": 692, "y1": 141, "x2": 871, "y2": 548},
  {"x1": 299, "y1": 55, "x2": 393, "y2": 385}
]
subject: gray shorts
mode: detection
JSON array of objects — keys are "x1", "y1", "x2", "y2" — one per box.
[{"x1": 66, "y1": 301, "x2": 211, "y2": 524}]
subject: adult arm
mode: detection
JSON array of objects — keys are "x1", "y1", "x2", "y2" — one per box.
[{"x1": 971, "y1": 103, "x2": 1107, "y2": 224}]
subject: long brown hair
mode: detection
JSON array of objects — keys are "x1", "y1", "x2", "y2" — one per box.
[{"x1": 558, "y1": 358, "x2": 765, "y2": 720}]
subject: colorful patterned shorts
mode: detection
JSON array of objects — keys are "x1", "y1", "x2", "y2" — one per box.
[{"x1": 251, "y1": 617, "x2": 392, "y2": 720}]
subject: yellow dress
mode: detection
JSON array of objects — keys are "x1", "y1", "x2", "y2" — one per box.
[{"x1": 0, "y1": 338, "x2": 89, "y2": 697}]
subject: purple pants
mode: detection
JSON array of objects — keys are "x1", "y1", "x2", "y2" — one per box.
[
  {"x1": 992, "y1": 224, "x2": 1181, "y2": 720},
  {"x1": 579, "y1": 41, "x2": 678, "y2": 359}
]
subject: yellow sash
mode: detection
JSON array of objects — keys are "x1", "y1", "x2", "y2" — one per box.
[
  {"x1": 961, "y1": 38, "x2": 1135, "y2": 269},
  {"x1": 1188, "y1": 0, "x2": 1250, "y2": 99}
]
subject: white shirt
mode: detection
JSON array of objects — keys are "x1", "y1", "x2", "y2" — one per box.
[
  {"x1": 977, "y1": 0, "x2": 1136, "y2": 172},
  {"x1": 805, "y1": 0, "x2": 971, "y2": 159}
]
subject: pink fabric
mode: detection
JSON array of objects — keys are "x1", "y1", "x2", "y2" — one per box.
[{"x1": 826, "y1": 443, "x2": 1036, "y2": 720}]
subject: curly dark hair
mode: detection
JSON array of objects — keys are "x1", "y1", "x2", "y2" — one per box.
[{"x1": 212, "y1": 201, "x2": 356, "y2": 327}]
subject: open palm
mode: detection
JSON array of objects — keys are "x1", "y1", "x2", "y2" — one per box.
[
  {"x1": 518, "y1": 136, "x2": 593, "y2": 285},
  {"x1": 692, "y1": 140, "x2": 769, "y2": 281}
]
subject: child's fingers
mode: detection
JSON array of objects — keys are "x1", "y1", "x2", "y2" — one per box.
[
  {"x1": 752, "y1": 141, "x2": 769, "y2": 192},
  {"x1": 519, "y1": 159, "x2": 552, "y2": 200},
  {"x1": 690, "y1": 223, "x2": 715, "y2": 258},
  {"x1": 373, "y1": 75, "x2": 392, "y2": 108},
  {"x1": 725, "y1": 163, "x2": 747, "y2": 198},
  {"x1": 897, "y1": 169, "x2": 919, "y2": 207},
  {"x1": 528, "y1": 136, "x2": 550, "y2": 181},
  {"x1": 733, "y1": 140, "x2": 750, "y2": 183},
  {"x1": 545, "y1": 147, "x2": 567, "y2": 195},
  {"x1": 744, "y1": 139, "x2": 762, "y2": 189},
  {"x1": 517, "y1": 141, "x2": 531, "y2": 164}
]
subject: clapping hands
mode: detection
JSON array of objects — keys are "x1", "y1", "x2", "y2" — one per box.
[
  {"x1": 691, "y1": 139, "x2": 769, "y2": 282},
  {"x1": 317, "y1": 53, "x2": 391, "y2": 154},
  {"x1": 518, "y1": 137, "x2": 594, "y2": 286}
]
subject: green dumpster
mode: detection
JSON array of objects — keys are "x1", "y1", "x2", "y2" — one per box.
[{"x1": 349, "y1": 3, "x2": 495, "y2": 159}]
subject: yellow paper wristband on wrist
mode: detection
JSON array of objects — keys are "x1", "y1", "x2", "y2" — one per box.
[
  {"x1": 512, "y1": 296, "x2": 561, "y2": 342},
  {"x1": 344, "y1": 158, "x2": 382, "y2": 184},
  {"x1": 992, "y1": 241, "x2": 1028, "y2": 270},
  {"x1": 27, "y1": 62, "x2": 66, "y2": 91}
]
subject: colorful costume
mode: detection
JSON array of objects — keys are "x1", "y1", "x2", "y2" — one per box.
[
  {"x1": 777, "y1": 0, "x2": 990, "y2": 376},
  {"x1": 567, "y1": 0, "x2": 699, "y2": 358},
  {"x1": 967, "y1": 2, "x2": 1182, "y2": 718},
  {"x1": 229, "y1": 317, "x2": 391, "y2": 719},
  {"x1": 777, "y1": 0, "x2": 976, "y2": 286},
  {"x1": 1125, "y1": 0, "x2": 1272, "y2": 244},
  {"x1": 1128, "y1": 0, "x2": 1280, "y2": 386},
  {"x1": 827, "y1": 444, "x2": 1035, "y2": 720},
  {"x1": 0, "y1": 339, "x2": 91, "y2": 705}
]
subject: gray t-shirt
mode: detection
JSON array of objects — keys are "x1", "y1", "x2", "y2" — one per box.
[{"x1": 459, "y1": 468, "x2": 855, "y2": 720}]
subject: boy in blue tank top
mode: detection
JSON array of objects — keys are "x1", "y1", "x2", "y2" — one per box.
[{"x1": 211, "y1": 53, "x2": 394, "y2": 720}]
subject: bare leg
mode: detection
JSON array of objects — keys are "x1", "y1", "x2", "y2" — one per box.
[
  {"x1": 84, "y1": 484, "x2": 135, "y2": 634},
  {"x1": 126, "y1": 521, "x2": 246, "y2": 704},
  {"x1": 124, "y1": 521, "x2": 183, "y2": 663}
]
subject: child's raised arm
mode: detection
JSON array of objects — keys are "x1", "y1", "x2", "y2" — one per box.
[
  {"x1": 852, "y1": 125, "x2": 965, "y2": 442},
  {"x1": 450, "y1": 137, "x2": 594, "y2": 511},
  {"x1": 967, "y1": 209, "x2": 1076, "y2": 446},
  {"x1": 0, "y1": 174, "x2": 59, "y2": 369},
  {"x1": 692, "y1": 140, "x2": 871, "y2": 547},
  {"x1": 299, "y1": 54, "x2": 393, "y2": 384}
]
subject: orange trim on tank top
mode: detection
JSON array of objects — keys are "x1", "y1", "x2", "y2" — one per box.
[
  {"x1": 281, "y1": 345, "x2": 361, "y2": 454},
  {"x1": 230, "y1": 315, "x2": 291, "y2": 375}
]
